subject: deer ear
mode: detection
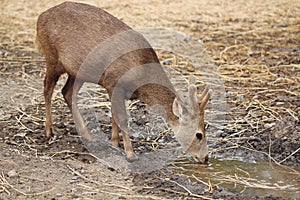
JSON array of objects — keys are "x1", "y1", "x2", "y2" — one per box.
[{"x1": 172, "y1": 98, "x2": 181, "y2": 117}]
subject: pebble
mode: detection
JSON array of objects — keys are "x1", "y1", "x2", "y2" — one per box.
[
  {"x1": 222, "y1": 92, "x2": 230, "y2": 98},
  {"x1": 56, "y1": 193, "x2": 63, "y2": 197},
  {"x1": 252, "y1": 141, "x2": 258, "y2": 147},
  {"x1": 158, "y1": 139, "x2": 164, "y2": 143},
  {"x1": 264, "y1": 123, "x2": 276, "y2": 129},
  {"x1": 7, "y1": 170, "x2": 18, "y2": 178},
  {"x1": 274, "y1": 77, "x2": 286, "y2": 83},
  {"x1": 197, "y1": 39, "x2": 204, "y2": 45},
  {"x1": 69, "y1": 179, "x2": 77, "y2": 184},
  {"x1": 248, "y1": 51, "x2": 254, "y2": 56},
  {"x1": 237, "y1": 94, "x2": 245, "y2": 102},
  {"x1": 3, "y1": 152, "x2": 11, "y2": 157},
  {"x1": 39, "y1": 155, "x2": 50, "y2": 160},
  {"x1": 179, "y1": 35, "x2": 190, "y2": 42},
  {"x1": 162, "y1": 58, "x2": 173, "y2": 65},
  {"x1": 216, "y1": 130, "x2": 225, "y2": 137}
]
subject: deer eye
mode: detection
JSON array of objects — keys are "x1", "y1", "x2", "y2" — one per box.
[{"x1": 196, "y1": 132, "x2": 203, "y2": 141}]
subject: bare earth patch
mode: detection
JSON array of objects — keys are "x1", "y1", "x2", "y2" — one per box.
[{"x1": 1, "y1": 0, "x2": 299, "y2": 199}]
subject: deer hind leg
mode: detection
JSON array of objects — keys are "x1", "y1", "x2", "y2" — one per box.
[
  {"x1": 62, "y1": 78, "x2": 92, "y2": 141},
  {"x1": 62, "y1": 76, "x2": 75, "y2": 110},
  {"x1": 44, "y1": 65, "x2": 60, "y2": 138}
]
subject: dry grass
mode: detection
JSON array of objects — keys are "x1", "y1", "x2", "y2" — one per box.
[{"x1": 0, "y1": 0, "x2": 299, "y2": 199}]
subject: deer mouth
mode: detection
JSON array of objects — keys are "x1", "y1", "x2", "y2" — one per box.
[{"x1": 193, "y1": 155, "x2": 209, "y2": 164}]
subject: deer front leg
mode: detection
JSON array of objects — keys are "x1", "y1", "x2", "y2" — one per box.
[
  {"x1": 111, "y1": 117, "x2": 120, "y2": 147},
  {"x1": 70, "y1": 80, "x2": 92, "y2": 141},
  {"x1": 121, "y1": 130, "x2": 137, "y2": 161},
  {"x1": 111, "y1": 95, "x2": 138, "y2": 161}
]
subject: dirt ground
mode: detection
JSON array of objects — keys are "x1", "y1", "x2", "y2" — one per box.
[{"x1": 0, "y1": 0, "x2": 299, "y2": 199}]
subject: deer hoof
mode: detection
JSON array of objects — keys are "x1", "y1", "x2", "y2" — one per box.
[
  {"x1": 46, "y1": 126, "x2": 54, "y2": 138},
  {"x1": 126, "y1": 152, "x2": 139, "y2": 162}
]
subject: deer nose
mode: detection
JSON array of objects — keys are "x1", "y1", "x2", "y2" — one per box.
[{"x1": 204, "y1": 155, "x2": 209, "y2": 163}]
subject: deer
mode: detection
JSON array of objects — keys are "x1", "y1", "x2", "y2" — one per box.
[{"x1": 36, "y1": 2, "x2": 211, "y2": 163}]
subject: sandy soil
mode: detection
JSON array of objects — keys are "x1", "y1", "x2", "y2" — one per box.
[{"x1": 0, "y1": 0, "x2": 299, "y2": 199}]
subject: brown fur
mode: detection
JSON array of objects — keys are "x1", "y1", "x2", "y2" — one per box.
[{"x1": 36, "y1": 2, "x2": 210, "y2": 162}]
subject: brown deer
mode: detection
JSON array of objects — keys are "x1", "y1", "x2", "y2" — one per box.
[{"x1": 36, "y1": 2, "x2": 211, "y2": 163}]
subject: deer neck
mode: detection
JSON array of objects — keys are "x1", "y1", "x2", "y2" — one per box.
[{"x1": 135, "y1": 83, "x2": 179, "y2": 130}]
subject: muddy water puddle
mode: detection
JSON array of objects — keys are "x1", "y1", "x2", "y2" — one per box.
[
  {"x1": 84, "y1": 133, "x2": 299, "y2": 199},
  {"x1": 169, "y1": 157, "x2": 300, "y2": 199}
]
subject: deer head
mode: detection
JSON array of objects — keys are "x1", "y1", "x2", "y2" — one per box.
[{"x1": 172, "y1": 76, "x2": 210, "y2": 163}]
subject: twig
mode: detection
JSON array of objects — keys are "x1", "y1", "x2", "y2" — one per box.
[
  {"x1": 15, "y1": 114, "x2": 33, "y2": 132},
  {"x1": 0, "y1": 172, "x2": 55, "y2": 196},
  {"x1": 278, "y1": 147, "x2": 300, "y2": 164},
  {"x1": 191, "y1": 174, "x2": 214, "y2": 193},
  {"x1": 15, "y1": 106, "x2": 43, "y2": 122},
  {"x1": 167, "y1": 179, "x2": 214, "y2": 200},
  {"x1": 228, "y1": 140, "x2": 281, "y2": 165},
  {"x1": 66, "y1": 165, "x2": 130, "y2": 190}
]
